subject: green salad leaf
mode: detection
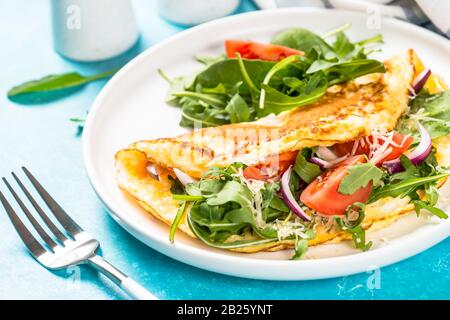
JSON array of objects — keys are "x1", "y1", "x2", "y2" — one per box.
[
  {"x1": 168, "y1": 162, "x2": 315, "y2": 258},
  {"x1": 369, "y1": 154, "x2": 449, "y2": 219},
  {"x1": 412, "y1": 200, "x2": 448, "y2": 219},
  {"x1": 161, "y1": 25, "x2": 385, "y2": 128},
  {"x1": 335, "y1": 203, "x2": 372, "y2": 251},
  {"x1": 398, "y1": 90, "x2": 450, "y2": 139},
  {"x1": 339, "y1": 162, "x2": 384, "y2": 195},
  {"x1": 293, "y1": 148, "x2": 322, "y2": 183}
]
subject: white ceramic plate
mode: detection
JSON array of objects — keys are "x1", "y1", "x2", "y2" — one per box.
[{"x1": 83, "y1": 8, "x2": 450, "y2": 280}]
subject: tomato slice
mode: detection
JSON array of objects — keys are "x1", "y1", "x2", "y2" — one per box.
[
  {"x1": 300, "y1": 155, "x2": 372, "y2": 216},
  {"x1": 333, "y1": 131, "x2": 414, "y2": 164},
  {"x1": 243, "y1": 151, "x2": 298, "y2": 181},
  {"x1": 225, "y1": 40, "x2": 304, "y2": 62}
]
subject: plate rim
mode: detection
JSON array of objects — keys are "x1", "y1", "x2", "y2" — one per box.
[{"x1": 82, "y1": 7, "x2": 450, "y2": 280}]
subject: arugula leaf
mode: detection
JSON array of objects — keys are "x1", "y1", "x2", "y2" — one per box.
[
  {"x1": 259, "y1": 55, "x2": 303, "y2": 109},
  {"x1": 206, "y1": 181, "x2": 253, "y2": 209},
  {"x1": 169, "y1": 201, "x2": 190, "y2": 243},
  {"x1": 333, "y1": 32, "x2": 355, "y2": 58},
  {"x1": 339, "y1": 162, "x2": 384, "y2": 195},
  {"x1": 291, "y1": 238, "x2": 308, "y2": 260},
  {"x1": 412, "y1": 200, "x2": 448, "y2": 219},
  {"x1": 258, "y1": 72, "x2": 329, "y2": 116},
  {"x1": 293, "y1": 148, "x2": 322, "y2": 183},
  {"x1": 369, "y1": 173, "x2": 448, "y2": 203},
  {"x1": 345, "y1": 225, "x2": 372, "y2": 251},
  {"x1": 291, "y1": 229, "x2": 316, "y2": 260},
  {"x1": 425, "y1": 183, "x2": 439, "y2": 206},
  {"x1": 8, "y1": 69, "x2": 118, "y2": 104},
  {"x1": 335, "y1": 203, "x2": 372, "y2": 251},
  {"x1": 268, "y1": 196, "x2": 290, "y2": 213},
  {"x1": 407, "y1": 90, "x2": 450, "y2": 139}
]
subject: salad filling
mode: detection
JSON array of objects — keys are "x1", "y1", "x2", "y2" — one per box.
[{"x1": 169, "y1": 85, "x2": 450, "y2": 259}]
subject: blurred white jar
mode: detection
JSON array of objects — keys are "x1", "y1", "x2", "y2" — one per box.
[
  {"x1": 51, "y1": 0, "x2": 139, "y2": 61},
  {"x1": 158, "y1": 0, "x2": 241, "y2": 26}
]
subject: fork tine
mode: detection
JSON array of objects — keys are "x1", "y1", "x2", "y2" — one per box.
[
  {"x1": 12, "y1": 172, "x2": 68, "y2": 244},
  {"x1": 3, "y1": 178, "x2": 57, "y2": 250},
  {"x1": 0, "y1": 190, "x2": 46, "y2": 257},
  {"x1": 22, "y1": 167, "x2": 82, "y2": 237}
]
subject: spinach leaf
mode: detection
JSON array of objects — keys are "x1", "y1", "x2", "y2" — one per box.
[
  {"x1": 293, "y1": 148, "x2": 322, "y2": 183},
  {"x1": 412, "y1": 200, "x2": 448, "y2": 219},
  {"x1": 272, "y1": 28, "x2": 335, "y2": 57},
  {"x1": 194, "y1": 59, "x2": 277, "y2": 95},
  {"x1": 8, "y1": 69, "x2": 118, "y2": 104},
  {"x1": 335, "y1": 203, "x2": 372, "y2": 251}
]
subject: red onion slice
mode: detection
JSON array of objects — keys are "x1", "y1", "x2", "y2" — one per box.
[
  {"x1": 310, "y1": 157, "x2": 332, "y2": 168},
  {"x1": 316, "y1": 146, "x2": 339, "y2": 161},
  {"x1": 280, "y1": 166, "x2": 311, "y2": 221},
  {"x1": 310, "y1": 154, "x2": 349, "y2": 168},
  {"x1": 412, "y1": 69, "x2": 431, "y2": 94},
  {"x1": 173, "y1": 168, "x2": 198, "y2": 185},
  {"x1": 383, "y1": 123, "x2": 432, "y2": 173}
]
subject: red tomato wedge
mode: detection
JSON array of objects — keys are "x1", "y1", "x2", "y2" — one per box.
[
  {"x1": 300, "y1": 155, "x2": 372, "y2": 216},
  {"x1": 243, "y1": 151, "x2": 298, "y2": 181},
  {"x1": 225, "y1": 40, "x2": 304, "y2": 62},
  {"x1": 333, "y1": 131, "x2": 414, "y2": 164}
]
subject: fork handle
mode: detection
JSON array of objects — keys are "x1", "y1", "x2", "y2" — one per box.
[{"x1": 87, "y1": 255, "x2": 157, "y2": 300}]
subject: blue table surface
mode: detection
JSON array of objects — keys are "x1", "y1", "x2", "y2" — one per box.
[{"x1": 0, "y1": 0, "x2": 449, "y2": 300}]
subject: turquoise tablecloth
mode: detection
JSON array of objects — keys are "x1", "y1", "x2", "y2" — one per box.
[{"x1": 0, "y1": 0, "x2": 449, "y2": 300}]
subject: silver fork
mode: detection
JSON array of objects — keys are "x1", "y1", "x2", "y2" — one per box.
[{"x1": 0, "y1": 167, "x2": 156, "y2": 300}]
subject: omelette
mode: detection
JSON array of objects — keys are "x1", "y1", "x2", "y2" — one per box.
[{"x1": 115, "y1": 49, "x2": 450, "y2": 256}]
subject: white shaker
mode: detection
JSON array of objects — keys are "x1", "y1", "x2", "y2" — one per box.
[
  {"x1": 157, "y1": 0, "x2": 241, "y2": 26},
  {"x1": 51, "y1": 0, "x2": 139, "y2": 61}
]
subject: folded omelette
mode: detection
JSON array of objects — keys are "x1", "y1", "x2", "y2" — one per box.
[{"x1": 115, "y1": 49, "x2": 450, "y2": 253}]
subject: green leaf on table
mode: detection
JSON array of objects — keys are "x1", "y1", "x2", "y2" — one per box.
[
  {"x1": 339, "y1": 162, "x2": 384, "y2": 195},
  {"x1": 7, "y1": 69, "x2": 118, "y2": 104}
]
